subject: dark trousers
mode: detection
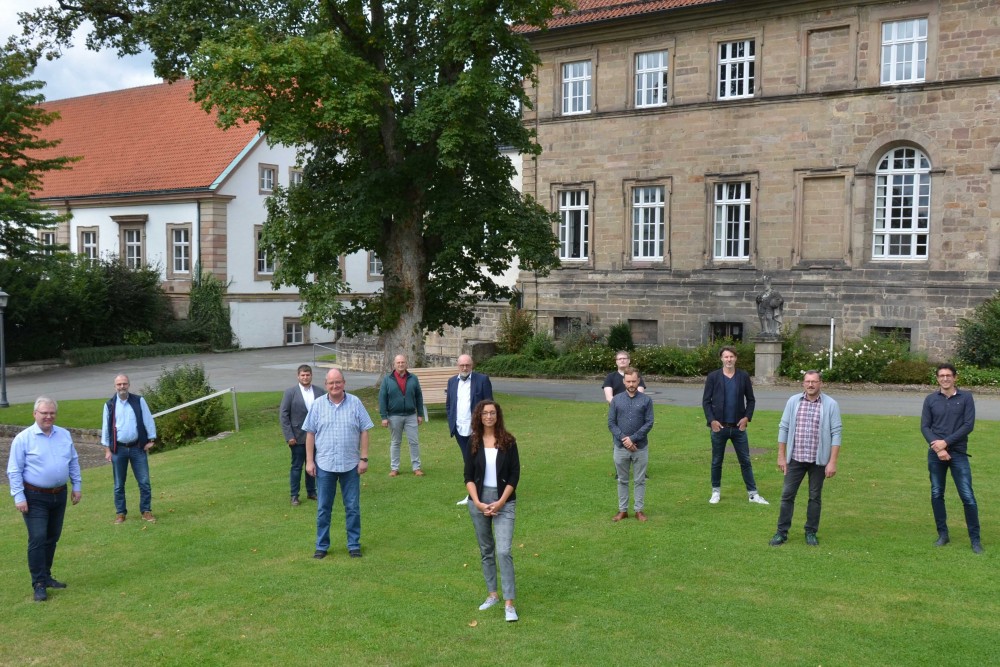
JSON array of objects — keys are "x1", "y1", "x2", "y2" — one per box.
[
  {"x1": 289, "y1": 443, "x2": 316, "y2": 498},
  {"x1": 455, "y1": 433, "x2": 471, "y2": 465},
  {"x1": 22, "y1": 488, "x2": 68, "y2": 587},
  {"x1": 710, "y1": 426, "x2": 758, "y2": 492},
  {"x1": 928, "y1": 450, "x2": 980, "y2": 542},
  {"x1": 776, "y1": 459, "x2": 826, "y2": 536}
]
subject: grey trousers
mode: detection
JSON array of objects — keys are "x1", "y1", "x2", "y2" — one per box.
[
  {"x1": 614, "y1": 446, "x2": 648, "y2": 512},
  {"x1": 468, "y1": 486, "x2": 516, "y2": 601},
  {"x1": 388, "y1": 413, "x2": 421, "y2": 472}
]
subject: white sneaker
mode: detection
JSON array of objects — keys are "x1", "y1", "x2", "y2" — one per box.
[
  {"x1": 456, "y1": 496, "x2": 469, "y2": 506},
  {"x1": 505, "y1": 605, "x2": 518, "y2": 622},
  {"x1": 709, "y1": 490, "x2": 721, "y2": 505},
  {"x1": 478, "y1": 596, "x2": 500, "y2": 611},
  {"x1": 748, "y1": 493, "x2": 770, "y2": 505}
]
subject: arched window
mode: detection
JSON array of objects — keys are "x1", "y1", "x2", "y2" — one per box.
[{"x1": 873, "y1": 147, "x2": 930, "y2": 259}]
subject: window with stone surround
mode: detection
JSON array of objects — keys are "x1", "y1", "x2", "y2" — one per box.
[
  {"x1": 558, "y1": 189, "x2": 590, "y2": 261},
  {"x1": 553, "y1": 316, "x2": 582, "y2": 340},
  {"x1": 881, "y1": 18, "x2": 927, "y2": 85},
  {"x1": 635, "y1": 50, "x2": 668, "y2": 108},
  {"x1": 78, "y1": 227, "x2": 99, "y2": 263},
  {"x1": 38, "y1": 230, "x2": 56, "y2": 255},
  {"x1": 284, "y1": 318, "x2": 307, "y2": 345},
  {"x1": 872, "y1": 147, "x2": 930, "y2": 260},
  {"x1": 121, "y1": 227, "x2": 143, "y2": 268},
  {"x1": 712, "y1": 181, "x2": 752, "y2": 260},
  {"x1": 259, "y1": 164, "x2": 277, "y2": 194},
  {"x1": 561, "y1": 60, "x2": 591, "y2": 115},
  {"x1": 368, "y1": 252, "x2": 383, "y2": 280},
  {"x1": 289, "y1": 168, "x2": 303, "y2": 187},
  {"x1": 710, "y1": 321, "x2": 744, "y2": 343},
  {"x1": 628, "y1": 319, "x2": 658, "y2": 346},
  {"x1": 167, "y1": 223, "x2": 192, "y2": 279},
  {"x1": 255, "y1": 224, "x2": 275, "y2": 280},
  {"x1": 717, "y1": 39, "x2": 755, "y2": 100},
  {"x1": 631, "y1": 185, "x2": 665, "y2": 261},
  {"x1": 870, "y1": 325, "x2": 912, "y2": 350}
]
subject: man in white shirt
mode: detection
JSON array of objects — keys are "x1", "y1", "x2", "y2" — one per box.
[
  {"x1": 446, "y1": 354, "x2": 493, "y2": 505},
  {"x1": 279, "y1": 365, "x2": 325, "y2": 506}
]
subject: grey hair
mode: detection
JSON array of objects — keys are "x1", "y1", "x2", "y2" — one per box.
[{"x1": 34, "y1": 396, "x2": 58, "y2": 411}]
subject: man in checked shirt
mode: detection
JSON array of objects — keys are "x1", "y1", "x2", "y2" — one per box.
[{"x1": 769, "y1": 370, "x2": 843, "y2": 547}]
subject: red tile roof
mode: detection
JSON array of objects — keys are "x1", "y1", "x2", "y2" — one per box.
[
  {"x1": 515, "y1": 0, "x2": 728, "y2": 33},
  {"x1": 33, "y1": 80, "x2": 260, "y2": 200}
]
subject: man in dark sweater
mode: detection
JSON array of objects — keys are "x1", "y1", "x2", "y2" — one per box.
[{"x1": 921, "y1": 363, "x2": 981, "y2": 553}]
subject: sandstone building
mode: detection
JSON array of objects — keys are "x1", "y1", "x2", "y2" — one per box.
[{"x1": 517, "y1": 0, "x2": 1000, "y2": 358}]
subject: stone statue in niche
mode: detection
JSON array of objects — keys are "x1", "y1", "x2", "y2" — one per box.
[{"x1": 756, "y1": 275, "x2": 784, "y2": 338}]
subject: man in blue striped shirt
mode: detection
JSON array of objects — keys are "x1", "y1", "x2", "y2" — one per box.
[
  {"x1": 7, "y1": 397, "x2": 82, "y2": 602},
  {"x1": 304, "y1": 369, "x2": 374, "y2": 559}
]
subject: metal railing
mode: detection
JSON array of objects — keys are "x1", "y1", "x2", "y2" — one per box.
[
  {"x1": 152, "y1": 387, "x2": 240, "y2": 433},
  {"x1": 312, "y1": 343, "x2": 338, "y2": 366}
]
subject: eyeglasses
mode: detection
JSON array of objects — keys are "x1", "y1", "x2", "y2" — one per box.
[
  {"x1": 481, "y1": 411, "x2": 497, "y2": 416},
  {"x1": 937, "y1": 374, "x2": 954, "y2": 379}
]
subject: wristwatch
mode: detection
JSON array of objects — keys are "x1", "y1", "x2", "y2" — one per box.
[{"x1": 360, "y1": 457, "x2": 368, "y2": 463}]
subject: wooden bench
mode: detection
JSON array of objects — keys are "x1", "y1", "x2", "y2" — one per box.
[{"x1": 410, "y1": 367, "x2": 455, "y2": 420}]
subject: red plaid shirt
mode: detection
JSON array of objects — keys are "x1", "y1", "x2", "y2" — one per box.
[{"x1": 791, "y1": 394, "x2": 822, "y2": 463}]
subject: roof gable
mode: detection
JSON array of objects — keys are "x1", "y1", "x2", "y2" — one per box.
[
  {"x1": 33, "y1": 80, "x2": 261, "y2": 200},
  {"x1": 515, "y1": 0, "x2": 728, "y2": 33}
]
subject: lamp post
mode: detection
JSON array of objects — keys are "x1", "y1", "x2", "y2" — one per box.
[{"x1": 0, "y1": 289, "x2": 8, "y2": 408}]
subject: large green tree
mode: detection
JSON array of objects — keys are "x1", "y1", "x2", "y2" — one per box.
[
  {"x1": 17, "y1": 0, "x2": 564, "y2": 365},
  {"x1": 0, "y1": 48, "x2": 75, "y2": 258}
]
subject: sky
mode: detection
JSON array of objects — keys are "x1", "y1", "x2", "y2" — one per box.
[{"x1": 4, "y1": 0, "x2": 160, "y2": 101}]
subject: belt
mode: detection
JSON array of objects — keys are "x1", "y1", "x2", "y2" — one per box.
[
  {"x1": 117, "y1": 441, "x2": 139, "y2": 447},
  {"x1": 720, "y1": 422, "x2": 741, "y2": 428},
  {"x1": 23, "y1": 482, "x2": 67, "y2": 495}
]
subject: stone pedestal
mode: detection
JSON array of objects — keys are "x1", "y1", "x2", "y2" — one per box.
[{"x1": 754, "y1": 338, "x2": 783, "y2": 385}]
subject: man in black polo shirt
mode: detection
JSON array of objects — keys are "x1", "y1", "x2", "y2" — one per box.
[{"x1": 921, "y1": 363, "x2": 981, "y2": 553}]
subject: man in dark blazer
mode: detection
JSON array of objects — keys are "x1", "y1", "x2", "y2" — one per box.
[
  {"x1": 280, "y1": 364, "x2": 325, "y2": 506},
  {"x1": 446, "y1": 354, "x2": 493, "y2": 505},
  {"x1": 702, "y1": 346, "x2": 768, "y2": 506}
]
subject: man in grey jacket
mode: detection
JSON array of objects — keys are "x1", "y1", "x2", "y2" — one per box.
[
  {"x1": 279, "y1": 365, "x2": 324, "y2": 506},
  {"x1": 769, "y1": 370, "x2": 842, "y2": 547}
]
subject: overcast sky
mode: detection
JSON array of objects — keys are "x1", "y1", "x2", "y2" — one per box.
[{"x1": 4, "y1": 0, "x2": 160, "y2": 101}]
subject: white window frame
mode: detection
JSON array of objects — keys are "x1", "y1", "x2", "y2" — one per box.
[
  {"x1": 872, "y1": 147, "x2": 930, "y2": 260},
  {"x1": 284, "y1": 318, "x2": 306, "y2": 345},
  {"x1": 368, "y1": 252, "x2": 383, "y2": 280},
  {"x1": 717, "y1": 39, "x2": 756, "y2": 100},
  {"x1": 39, "y1": 230, "x2": 56, "y2": 255},
  {"x1": 635, "y1": 51, "x2": 669, "y2": 108},
  {"x1": 289, "y1": 168, "x2": 303, "y2": 187},
  {"x1": 713, "y1": 182, "x2": 752, "y2": 260},
  {"x1": 259, "y1": 164, "x2": 277, "y2": 194},
  {"x1": 881, "y1": 18, "x2": 928, "y2": 85},
  {"x1": 255, "y1": 225, "x2": 275, "y2": 279},
  {"x1": 79, "y1": 228, "x2": 99, "y2": 263},
  {"x1": 123, "y1": 228, "x2": 143, "y2": 268},
  {"x1": 632, "y1": 185, "x2": 665, "y2": 260},
  {"x1": 558, "y1": 190, "x2": 589, "y2": 261},
  {"x1": 169, "y1": 225, "x2": 191, "y2": 276},
  {"x1": 562, "y1": 60, "x2": 592, "y2": 115}
]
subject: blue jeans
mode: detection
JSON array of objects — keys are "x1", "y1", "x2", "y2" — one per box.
[
  {"x1": 468, "y1": 486, "x2": 516, "y2": 601},
  {"x1": 289, "y1": 443, "x2": 316, "y2": 498},
  {"x1": 112, "y1": 445, "x2": 152, "y2": 515},
  {"x1": 776, "y1": 459, "x2": 826, "y2": 536},
  {"x1": 710, "y1": 426, "x2": 758, "y2": 492},
  {"x1": 22, "y1": 488, "x2": 67, "y2": 587},
  {"x1": 928, "y1": 450, "x2": 980, "y2": 542},
  {"x1": 315, "y1": 467, "x2": 361, "y2": 552}
]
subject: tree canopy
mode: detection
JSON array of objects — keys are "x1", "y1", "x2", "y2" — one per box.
[
  {"x1": 0, "y1": 49, "x2": 75, "y2": 258},
  {"x1": 16, "y1": 0, "x2": 565, "y2": 364}
]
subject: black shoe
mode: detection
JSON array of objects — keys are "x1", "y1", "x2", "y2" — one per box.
[
  {"x1": 769, "y1": 532, "x2": 787, "y2": 547},
  {"x1": 349, "y1": 549, "x2": 362, "y2": 558},
  {"x1": 33, "y1": 585, "x2": 47, "y2": 602},
  {"x1": 313, "y1": 550, "x2": 327, "y2": 560},
  {"x1": 45, "y1": 578, "x2": 67, "y2": 589},
  {"x1": 307, "y1": 494, "x2": 318, "y2": 501},
  {"x1": 934, "y1": 534, "x2": 950, "y2": 547},
  {"x1": 291, "y1": 496, "x2": 301, "y2": 506},
  {"x1": 972, "y1": 541, "x2": 984, "y2": 554},
  {"x1": 805, "y1": 533, "x2": 819, "y2": 547}
]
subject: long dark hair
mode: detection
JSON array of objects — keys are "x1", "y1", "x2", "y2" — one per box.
[{"x1": 470, "y1": 400, "x2": 514, "y2": 454}]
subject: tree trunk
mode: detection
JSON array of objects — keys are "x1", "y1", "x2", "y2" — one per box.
[{"x1": 380, "y1": 211, "x2": 427, "y2": 371}]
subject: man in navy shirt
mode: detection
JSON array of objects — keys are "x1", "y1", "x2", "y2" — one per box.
[
  {"x1": 7, "y1": 397, "x2": 82, "y2": 602},
  {"x1": 921, "y1": 363, "x2": 981, "y2": 553}
]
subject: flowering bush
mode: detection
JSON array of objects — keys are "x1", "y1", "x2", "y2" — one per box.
[{"x1": 782, "y1": 334, "x2": 912, "y2": 383}]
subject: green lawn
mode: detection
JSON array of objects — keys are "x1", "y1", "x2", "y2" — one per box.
[{"x1": 1, "y1": 391, "x2": 997, "y2": 666}]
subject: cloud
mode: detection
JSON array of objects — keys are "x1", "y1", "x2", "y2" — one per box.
[{"x1": 3, "y1": 0, "x2": 160, "y2": 101}]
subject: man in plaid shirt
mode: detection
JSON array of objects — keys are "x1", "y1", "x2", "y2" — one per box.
[{"x1": 769, "y1": 371, "x2": 842, "y2": 547}]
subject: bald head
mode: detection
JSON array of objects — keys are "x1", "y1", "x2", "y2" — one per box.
[
  {"x1": 325, "y1": 368, "x2": 346, "y2": 402},
  {"x1": 115, "y1": 374, "x2": 131, "y2": 399}
]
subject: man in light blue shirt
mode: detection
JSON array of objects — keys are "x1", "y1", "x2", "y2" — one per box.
[
  {"x1": 304, "y1": 368, "x2": 374, "y2": 559},
  {"x1": 101, "y1": 374, "x2": 158, "y2": 524},
  {"x1": 7, "y1": 397, "x2": 82, "y2": 602}
]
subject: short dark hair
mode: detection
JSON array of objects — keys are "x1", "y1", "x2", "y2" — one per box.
[
  {"x1": 623, "y1": 366, "x2": 639, "y2": 378},
  {"x1": 297, "y1": 364, "x2": 313, "y2": 374},
  {"x1": 936, "y1": 363, "x2": 957, "y2": 377},
  {"x1": 719, "y1": 346, "x2": 737, "y2": 358}
]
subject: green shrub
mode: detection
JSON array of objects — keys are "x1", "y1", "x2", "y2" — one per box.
[
  {"x1": 957, "y1": 291, "x2": 1000, "y2": 368},
  {"x1": 123, "y1": 329, "x2": 154, "y2": 346},
  {"x1": 607, "y1": 321, "x2": 634, "y2": 352},
  {"x1": 694, "y1": 338, "x2": 757, "y2": 376},
  {"x1": 631, "y1": 346, "x2": 699, "y2": 376},
  {"x1": 562, "y1": 345, "x2": 616, "y2": 373},
  {"x1": 881, "y1": 359, "x2": 936, "y2": 385},
  {"x1": 189, "y1": 271, "x2": 236, "y2": 349},
  {"x1": 952, "y1": 364, "x2": 1000, "y2": 387},
  {"x1": 522, "y1": 332, "x2": 558, "y2": 360},
  {"x1": 64, "y1": 343, "x2": 202, "y2": 367},
  {"x1": 778, "y1": 326, "x2": 817, "y2": 378},
  {"x1": 783, "y1": 333, "x2": 912, "y2": 382},
  {"x1": 559, "y1": 326, "x2": 602, "y2": 355},
  {"x1": 142, "y1": 363, "x2": 227, "y2": 451},
  {"x1": 496, "y1": 305, "x2": 534, "y2": 354}
]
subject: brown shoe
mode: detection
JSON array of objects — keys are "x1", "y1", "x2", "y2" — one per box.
[
  {"x1": 612, "y1": 511, "x2": 628, "y2": 522},
  {"x1": 389, "y1": 470, "x2": 399, "y2": 477},
  {"x1": 414, "y1": 469, "x2": 425, "y2": 477},
  {"x1": 635, "y1": 511, "x2": 648, "y2": 522},
  {"x1": 114, "y1": 514, "x2": 126, "y2": 524},
  {"x1": 141, "y1": 512, "x2": 157, "y2": 523}
]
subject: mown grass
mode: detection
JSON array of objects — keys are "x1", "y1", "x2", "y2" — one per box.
[{"x1": 1, "y1": 391, "x2": 998, "y2": 666}]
